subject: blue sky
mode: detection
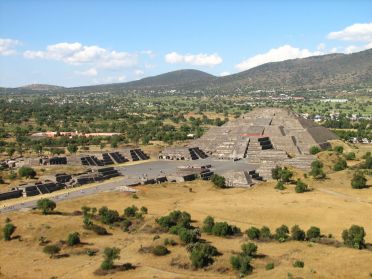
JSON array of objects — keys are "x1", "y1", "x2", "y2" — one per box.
[{"x1": 0, "y1": 0, "x2": 371, "y2": 87}]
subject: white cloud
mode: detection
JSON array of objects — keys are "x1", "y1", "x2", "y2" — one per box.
[
  {"x1": 219, "y1": 71, "x2": 230, "y2": 76},
  {"x1": 93, "y1": 75, "x2": 126, "y2": 84},
  {"x1": 0, "y1": 38, "x2": 20, "y2": 56},
  {"x1": 134, "y1": 69, "x2": 144, "y2": 77},
  {"x1": 75, "y1": 67, "x2": 98, "y2": 76},
  {"x1": 24, "y1": 42, "x2": 138, "y2": 69},
  {"x1": 317, "y1": 43, "x2": 326, "y2": 50},
  {"x1": 344, "y1": 42, "x2": 372, "y2": 54},
  {"x1": 235, "y1": 45, "x2": 322, "y2": 71},
  {"x1": 165, "y1": 52, "x2": 222, "y2": 67},
  {"x1": 327, "y1": 23, "x2": 372, "y2": 42}
]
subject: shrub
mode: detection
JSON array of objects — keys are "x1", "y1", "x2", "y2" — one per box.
[
  {"x1": 202, "y1": 216, "x2": 215, "y2": 234},
  {"x1": 351, "y1": 172, "x2": 367, "y2": 189},
  {"x1": 345, "y1": 152, "x2": 356, "y2": 160},
  {"x1": 293, "y1": 260, "x2": 304, "y2": 268},
  {"x1": 342, "y1": 225, "x2": 366, "y2": 249},
  {"x1": 275, "y1": 225, "x2": 289, "y2": 242},
  {"x1": 275, "y1": 181, "x2": 285, "y2": 190},
  {"x1": 309, "y1": 160, "x2": 326, "y2": 179},
  {"x1": 211, "y1": 222, "x2": 240, "y2": 237},
  {"x1": 309, "y1": 146, "x2": 321, "y2": 155},
  {"x1": 140, "y1": 206, "x2": 148, "y2": 214},
  {"x1": 246, "y1": 226, "x2": 260, "y2": 240},
  {"x1": 67, "y1": 232, "x2": 80, "y2": 246},
  {"x1": 120, "y1": 219, "x2": 132, "y2": 232},
  {"x1": 3, "y1": 223, "x2": 15, "y2": 241},
  {"x1": 18, "y1": 166, "x2": 36, "y2": 178},
  {"x1": 43, "y1": 245, "x2": 61, "y2": 258},
  {"x1": 164, "y1": 238, "x2": 176, "y2": 246},
  {"x1": 124, "y1": 205, "x2": 138, "y2": 217},
  {"x1": 333, "y1": 159, "x2": 347, "y2": 171},
  {"x1": 189, "y1": 243, "x2": 218, "y2": 268},
  {"x1": 362, "y1": 152, "x2": 371, "y2": 159},
  {"x1": 362, "y1": 156, "x2": 372, "y2": 169},
  {"x1": 241, "y1": 242, "x2": 257, "y2": 257},
  {"x1": 295, "y1": 179, "x2": 308, "y2": 193},
  {"x1": 88, "y1": 224, "x2": 108, "y2": 235},
  {"x1": 36, "y1": 198, "x2": 56, "y2": 215},
  {"x1": 156, "y1": 210, "x2": 191, "y2": 230},
  {"x1": 265, "y1": 262, "x2": 274, "y2": 270},
  {"x1": 334, "y1": 146, "x2": 344, "y2": 154},
  {"x1": 291, "y1": 225, "x2": 305, "y2": 241},
  {"x1": 98, "y1": 207, "x2": 119, "y2": 224},
  {"x1": 178, "y1": 228, "x2": 200, "y2": 244},
  {"x1": 271, "y1": 166, "x2": 281, "y2": 180},
  {"x1": 260, "y1": 226, "x2": 272, "y2": 239},
  {"x1": 230, "y1": 255, "x2": 253, "y2": 276},
  {"x1": 86, "y1": 249, "x2": 98, "y2": 256},
  {"x1": 101, "y1": 247, "x2": 120, "y2": 270},
  {"x1": 306, "y1": 226, "x2": 321, "y2": 240},
  {"x1": 152, "y1": 245, "x2": 169, "y2": 256},
  {"x1": 279, "y1": 167, "x2": 293, "y2": 183},
  {"x1": 211, "y1": 174, "x2": 226, "y2": 188}
]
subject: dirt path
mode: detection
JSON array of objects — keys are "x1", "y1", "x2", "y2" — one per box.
[{"x1": 316, "y1": 188, "x2": 372, "y2": 205}]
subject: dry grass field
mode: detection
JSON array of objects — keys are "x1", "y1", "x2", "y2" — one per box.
[{"x1": 0, "y1": 167, "x2": 371, "y2": 279}]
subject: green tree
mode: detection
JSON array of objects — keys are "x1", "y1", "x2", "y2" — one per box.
[
  {"x1": 3, "y1": 223, "x2": 16, "y2": 241},
  {"x1": 309, "y1": 146, "x2": 321, "y2": 155},
  {"x1": 334, "y1": 145, "x2": 344, "y2": 154},
  {"x1": 333, "y1": 159, "x2": 347, "y2": 171},
  {"x1": 291, "y1": 225, "x2": 305, "y2": 241},
  {"x1": 18, "y1": 166, "x2": 37, "y2": 178},
  {"x1": 202, "y1": 216, "x2": 215, "y2": 234},
  {"x1": 43, "y1": 245, "x2": 61, "y2": 258},
  {"x1": 275, "y1": 180, "x2": 285, "y2": 190},
  {"x1": 309, "y1": 160, "x2": 326, "y2": 179},
  {"x1": 189, "y1": 243, "x2": 218, "y2": 268},
  {"x1": 246, "y1": 226, "x2": 260, "y2": 240},
  {"x1": 295, "y1": 179, "x2": 308, "y2": 193},
  {"x1": 98, "y1": 206, "x2": 119, "y2": 224},
  {"x1": 275, "y1": 225, "x2": 289, "y2": 242},
  {"x1": 230, "y1": 255, "x2": 253, "y2": 276},
  {"x1": 342, "y1": 225, "x2": 366, "y2": 249},
  {"x1": 345, "y1": 152, "x2": 356, "y2": 160},
  {"x1": 241, "y1": 242, "x2": 257, "y2": 257},
  {"x1": 351, "y1": 172, "x2": 367, "y2": 189},
  {"x1": 260, "y1": 226, "x2": 271, "y2": 239},
  {"x1": 211, "y1": 174, "x2": 226, "y2": 188},
  {"x1": 306, "y1": 226, "x2": 321, "y2": 240},
  {"x1": 67, "y1": 144, "x2": 78, "y2": 154},
  {"x1": 37, "y1": 198, "x2": 56, "y2": 215},
  {"x1": 101, "y1": 247, "x2": 121, "y2": 270},
  {"x1": 67, "y1": 232, "x2": 80, "y2": 246}
]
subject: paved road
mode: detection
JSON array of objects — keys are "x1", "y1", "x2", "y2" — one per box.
[{"x1": 0, "y1": 158, "x2": 257, "y2": 214}]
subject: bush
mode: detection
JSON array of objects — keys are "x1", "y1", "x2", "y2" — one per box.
[
  {"x1": 260, "y1": 226, "x2": 272, "y2": 239},
  {"x1": 265, "y1": 262, "x2": 274, "y2": 270},
  {"x1": 309, "y1": 146, "x2": 321, "y2": 155},
  {"x1": 18, "y1": 166, "x2": 36, "y2": 178},
  {"x1": 190, "y1": 243, "x2": 218, "y2": 268},
  {"x1": 211, "y1": 174, "x2": 226, "y2": 188},
  {"x1": 43, "y1": 245, "x2": 61, "y2": 258},
  {"x1": 156, "y1": 210, "x2": 191, "y2": 230},
  {"x1": 334, "y1": 146, "x2": 344, "y2": 154},
  {"x1": 351, "y1": 172, "x2": 367, "y2": 189},
  {"x1": 3, "y1": 223, "x2": 15, "y2": 241},
  {"x1": 293, "y1": 260, "x2": 304, "y2": 268},
  {"x1": 275, "y1": 181, "x2": 285, "y2": 190},
  {"x1": 295, "y1": 179, "x2": 308, "y2": 193},
  {"x1": 306, "y1": 226, "x2": 321, "y2": 240},
  {"x1": 124, "y1": 205, "x2": 138, "y2": 218},
  {"x1": 291, "y1": 225, "x2": 305, "y2": 241},
  {"x1": 309, "y1": 160, "x2": 326, "y2": 179},
  {"x1": 211, "y1": 222, "x2": 240, "y2": 237},
  {"x1": 333, "y1": 159, "x2": 347, "y2": 171},
  {"x1": 120, "y1": 219, "x2": 132, "y2": 232},
  {"x1": 152, "y1": 245, "x2": 169, "y2": 256},
  {"x1": 36, "y1": 198, "x2": 56, "y2": 215},
  {"x1": 241, "y1": 242, "x2": 257, "y2": 257},
  {"x1": 98, "y1": 207, "x2": 119, "y2": 224},
  {"x1": 271, "y1": 166, "x2": 281, "y2": 180},
  {"x1": 202, "y1": 216, "x2": 215, "y2": 234},
  {"x1": 88, "y1": 224, "x2": 108, "y2": 235},
  {"x1": 67, "y1": 232, "x2": 80, "y2": 246},
  {"x1": 140, "y1": 206, "x2": 148, "y2": 214},
  {"x1": 164, "y1": 238, "x2": 176, "y2": 246},
  {"x1": 178, "y1": 228, "x2": 200, "y2": 244},
  {"x1": 362, "y1": 156, "x2": 372, "y2": 169},
  {"x1": 101, "y1": 247, "x2": 120, "y2": 270},
  {"x1": 230, "y1": 255, "x2": 253, "y2": 276},
  {"x1": 345, "y1": 152, "x2": 356, "y2": 160},
  {"x1": 342, "y1": 225, "x2": 366, "y2": 249},
  {"x1": 275, "y1": 225, "x2": 289, "y2": 242},
  {"x1": 246, "y1": 226, "x2": 260, "y2": 240}
]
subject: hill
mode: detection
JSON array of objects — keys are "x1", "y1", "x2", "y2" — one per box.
[{"x1": 20, "y1": 84, "x2": 65, "y2": 91}]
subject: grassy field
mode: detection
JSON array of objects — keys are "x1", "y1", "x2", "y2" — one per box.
[{"x1": 0, "y1": 166, "x2": 371, "y2": 279}]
